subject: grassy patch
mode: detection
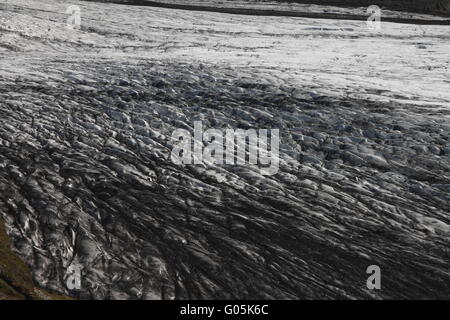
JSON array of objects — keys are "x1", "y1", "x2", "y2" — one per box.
[{"x1": 0, "y1": 219, "x2": 72, "y2": 300}]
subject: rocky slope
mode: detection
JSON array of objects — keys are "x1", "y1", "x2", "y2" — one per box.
[{"x1": 0, "y1": 0, "x2": 449, "y2": 299}]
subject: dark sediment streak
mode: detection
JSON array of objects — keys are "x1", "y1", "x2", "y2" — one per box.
[
  {"x1": 284, "y1": 0, "x2": 450, "y2": 16},
  {"x1": 91, "y1": 0, "x2": 450, "y2": 25}
]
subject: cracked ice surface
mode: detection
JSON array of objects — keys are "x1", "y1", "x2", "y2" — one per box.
[{"x1": 0, "y1": 0, "x2": 449, "y2": 299}]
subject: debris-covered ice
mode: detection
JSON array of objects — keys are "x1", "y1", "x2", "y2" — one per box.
[{"x1": 0, "y1": 0, "x2": 449, "y2": 299}]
